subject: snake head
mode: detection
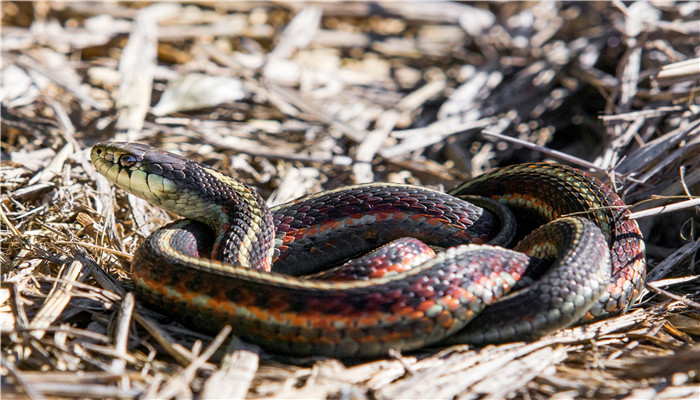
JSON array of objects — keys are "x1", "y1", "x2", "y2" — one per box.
[
  {"x1": 91, "y1": 142, "x2": 186, "y2": 206},
  {"x1": 91, "y1": 141, "x2": 241, "y2": 224}
]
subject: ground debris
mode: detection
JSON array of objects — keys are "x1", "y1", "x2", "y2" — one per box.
[{"x1": 2, "y1": 2, "x2": 699, "y2": 399}]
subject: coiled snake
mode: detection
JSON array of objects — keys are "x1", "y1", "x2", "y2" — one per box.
[{"x1": 91, "y1": 142, "x2": 645, "y2": 358}]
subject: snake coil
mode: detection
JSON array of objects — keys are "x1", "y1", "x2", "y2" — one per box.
[{"x1": 92, "y1": 142, "x2": 645, "y2": 357}]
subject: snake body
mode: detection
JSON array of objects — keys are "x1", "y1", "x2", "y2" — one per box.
[{"x1": 91, "y1": 142, "x2": 645, "y2": 357}]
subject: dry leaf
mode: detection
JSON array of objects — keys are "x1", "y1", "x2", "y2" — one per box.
[{"x1": 151, "y1": 73, "x2": 245, "y2": 116}]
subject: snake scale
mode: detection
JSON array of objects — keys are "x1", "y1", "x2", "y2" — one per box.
[{"x1": 91, "y1": 142, "x2": 645, "y2": 358}]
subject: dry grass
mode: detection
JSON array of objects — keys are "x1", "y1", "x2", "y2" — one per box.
[{"x1": 2, "y1": 2, "x2": 699, "y2": 399}]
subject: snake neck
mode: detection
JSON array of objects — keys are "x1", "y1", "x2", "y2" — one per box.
[
  {"x1": 210, "y1": 199, "x2": 276, "y2": 272},
  {"x1": 157, "y1": 163, "x2": 277, "y2": 271}
]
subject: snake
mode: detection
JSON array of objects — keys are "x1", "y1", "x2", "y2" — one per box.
[{"x1": 91, "y1": 142, "x2": 645, "y2": 358}]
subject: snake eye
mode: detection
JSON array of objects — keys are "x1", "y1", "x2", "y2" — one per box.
[{"x1": 119, "y1": 154, "x2": 137, "y2": 168}]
